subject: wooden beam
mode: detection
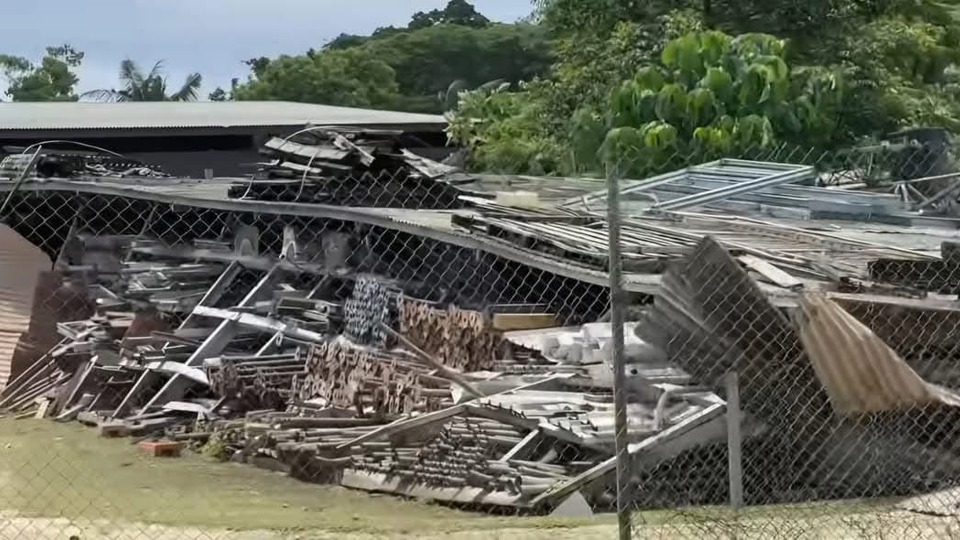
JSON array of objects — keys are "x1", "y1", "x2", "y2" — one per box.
[{"x1": 491, "y1": 313, "x2": 558, "y2": 331}]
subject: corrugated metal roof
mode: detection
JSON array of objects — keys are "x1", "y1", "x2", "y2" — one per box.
[
  {"x1": 0, "y1": 225, "x2": 51, "y2": 389},
  {"x1": 0, "y1": 101, "x2": 447, "y2": 131},
  {"x1": 798, "y1": 294, "x2": 960, "y2": 414}
]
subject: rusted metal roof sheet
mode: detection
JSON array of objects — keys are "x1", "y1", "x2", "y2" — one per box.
[
  {"x1": 0, "y1": 225, "x2": 51, "y2": 389},
  {"x1": 797, "y1": 294, "x2": 960, "y2": 414}
]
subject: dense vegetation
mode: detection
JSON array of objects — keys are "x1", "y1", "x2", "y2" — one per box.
[
  {"x1": 447, "y1": 0, "x2": 960, "y2": 173},
  {"x1": 5, "y1": 0, "x2": 960, "y2": 174}
]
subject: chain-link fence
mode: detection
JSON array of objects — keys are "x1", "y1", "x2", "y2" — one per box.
[
  {"x1": 0, "y1": 133, "x2": 959, "y2": 539},
  {"x1": 599, "y1": 138, "x2": 960, "y2": 540}
]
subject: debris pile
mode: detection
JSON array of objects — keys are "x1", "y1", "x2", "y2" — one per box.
[
  {"x1": 6, "y1": 147, "x2": 960, "y2": 517},
  {"x1": 1, "y1": 147, "x2": 167, "y2": 180},
  {"x1": 0, "y1": 226, "x2": 727, "y2": 513},
  {"x1": 233, "y1": 129, "x2": 469, "y2": 208}
]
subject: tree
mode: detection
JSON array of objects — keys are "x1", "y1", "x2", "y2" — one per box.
[
  {"x1": 446, "y1": 83, "x2": 564, "y2": 174},
  {"x1": 325, "y1": 0, "x2": 492, "y2": 50},
  {"x1": 232, "y1": 48, "x2": 400, "y2": 108},
  {"x1": 209, "y1": 78, "x2": 240, "y2": 102},
  {"x1": 409, "y1": 0, "x2": 490, "y2": 30},
  {"x1": 83, "y1": 60, "x2": 202, "y2": 102},
  {"x1": 533, "y1": 0, "x2": 960, "y2": 139},
  {"x1": 592, "y1": 32, "x2": 843, "y2": 174},
  {"x1": 358, "y1": 23, "x2": 551, "y2": 113},
  {"x1": 0, "y1": 45, "x2": 84, "y2": 101},
  {"x1": 449, "y1": 30, "x2": 846, "y2": 175},
  {"x1": 252, "y1": 10, "x2": 551, "y2": 114}
]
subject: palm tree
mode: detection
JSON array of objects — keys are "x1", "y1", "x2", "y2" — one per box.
[{"x1": 82, "y1": 60, "x2": 202, "y2": 102}]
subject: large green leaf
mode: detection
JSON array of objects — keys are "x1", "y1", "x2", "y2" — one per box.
[
  {"x1": 640, "y1": 121, "x2": 678, "y2": 149},
  {"x1": 700, "y1": 67, "x2": 734, "y2": 104},
  {"x1": 635, "y1": 66, "x2": 665, "y2": 92},
  {"x1": 655, "y1": 83, "x2": 688, "y2": 123},
  {"x1": 698, "y1": 31, "x2": 730, "y2": 66},
  {"x1": 687, "y1": 88, "x2": 718, "y2": 128}
]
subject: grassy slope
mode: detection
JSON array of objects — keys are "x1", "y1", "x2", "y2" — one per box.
[
  {"x1": 0, "y1": 419, "x2": 603, "y2": 535},
  {"x1": 0, "y1": 419, "x2": 953, "y2": 539}
]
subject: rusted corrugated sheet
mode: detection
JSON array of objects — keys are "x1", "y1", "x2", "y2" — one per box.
[
  {"x1": 798, "y1": 294, "x2": 960, "y2": 414},
  {"x1": 0, "y1": 225, "x2": 52, "y2": 389}
]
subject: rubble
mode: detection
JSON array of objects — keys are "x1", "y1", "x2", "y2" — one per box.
[
  {"x1": 236, "y1": 128, "x2": 470, "y2": 207},
  {"x1": 0, "y1": 222, "x2": 726, "y2": 512},
  {"x1": 4, "y1": 142, "x2": 960, "y2": 517}
]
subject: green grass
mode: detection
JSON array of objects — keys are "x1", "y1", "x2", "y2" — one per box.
[
  {"x1": 0, "y1": 419, "x2": 948, "y2": 539},
  {"x1": 0, "y1": 419, "x2": 604, "y2": 535}
]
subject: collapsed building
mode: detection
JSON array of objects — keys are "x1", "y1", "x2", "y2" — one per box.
[{"x1": 1, "y1": 128, "x2": 960, "y2": 515}]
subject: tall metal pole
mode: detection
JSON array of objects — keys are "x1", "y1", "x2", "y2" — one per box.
[{"x1": 607, "y1": 163, "x2": 631, "y2": 540}]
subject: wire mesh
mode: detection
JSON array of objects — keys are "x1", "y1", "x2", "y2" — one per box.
[
  {"x1": 0, "y1": 136, "x2": 957, "y2": 539},
  {"x1": 602, "y1": 140, "x2": 960, "y2": 539}
]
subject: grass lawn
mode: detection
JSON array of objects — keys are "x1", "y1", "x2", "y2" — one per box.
[
  {"x1": 0, "y1": 418, "x2": 953, "y2": 539},
  {"x1": 0, "y1": 418, "x2": 607, "y2": 536}
]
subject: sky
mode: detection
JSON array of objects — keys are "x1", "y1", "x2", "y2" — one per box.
[{"x1": 0, "y1": 0, "x2": 533, "y2": 97}]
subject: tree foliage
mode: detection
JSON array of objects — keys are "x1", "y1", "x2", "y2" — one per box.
[
  {"x1": 361, "y1": 23, "x2": 550, "y2": 112},
  {"x1": 327, "y1": 0, "x2": 492, "y2": 50},
  {"x1": 83, "y1": 60, "x2": 203, "y2": 102},
  {"x1": 0, "y1": 45, "x2": 84, "y2": 102},
  {"x1": 592, "y1": 32, "x2": 843, "y2": 173},
  {"x1": 233, "y1": 48, "x2": 400, "y2": 108},
  {"x1": 238, "y1": 1, "x2": 551, "y2": 113},
  {"x1": 446, "y1": 0, "x2": 960, "y2": 174}
]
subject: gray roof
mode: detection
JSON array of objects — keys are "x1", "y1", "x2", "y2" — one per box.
[{"x1": 0, "y1": 101, "x2": 447, "y2": 132}]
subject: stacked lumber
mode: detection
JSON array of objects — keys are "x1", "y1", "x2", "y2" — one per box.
[
  {"x1": 295, "y1": 340, "x2": 451, "y2": 416},
  {"x1": 232, "y1": 129, "x2": 467, "y2": 208},
  {"x1": 206, "y1": 352, "x2": 307, "y2": 411},
  {"x1": 350, "y1": 415, "x2": 576, "y2": 498},
  {"x1": 399, "y1": 297, "x2": 501, "y2": 372}
]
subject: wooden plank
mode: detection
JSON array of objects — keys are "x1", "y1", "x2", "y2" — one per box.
[
  {"x1": 499, "y1": 431, "x2": 540, "y2": 462},
  {"x1": 492, "y1": 313, "x2": 557, "y2": 331},
  {"x1": 737, "y1": 254, "x2": 803, "y2": 290}
]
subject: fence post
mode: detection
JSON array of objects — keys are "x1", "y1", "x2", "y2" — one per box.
[
  {"x1": 725, "y1": 371, "x2": 744, "y2": 508},
  {"x1": 607, "y1": 163, "x2": 632, "y2": 540}
]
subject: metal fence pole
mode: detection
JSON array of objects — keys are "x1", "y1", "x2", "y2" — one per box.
[
  {"x1": 607, "y1": 163, "x2": 632, "y2": 540},
  {"x1": 725, "y1": 371, "x2": 744, "y2": 508}
]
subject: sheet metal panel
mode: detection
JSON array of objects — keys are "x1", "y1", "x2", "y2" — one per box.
[{"x1": 798, "y1": 294, "x2": 960, "y2": 414}]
